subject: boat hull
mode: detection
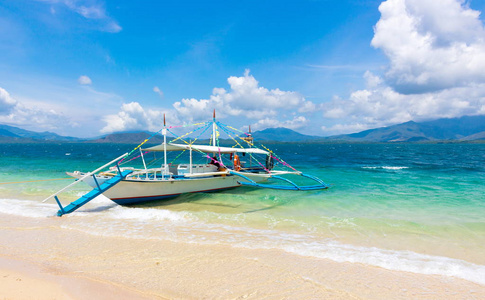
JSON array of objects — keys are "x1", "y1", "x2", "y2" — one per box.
[{"x1": 72, "y1": 173, "x2": 270, "y2": 205}]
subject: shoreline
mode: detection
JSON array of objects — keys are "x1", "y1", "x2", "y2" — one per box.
[{"x1": 1, "y1": 213, "x2": 484, "y2": 299}]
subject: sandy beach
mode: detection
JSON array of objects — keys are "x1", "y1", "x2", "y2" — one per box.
[
  {"x1": 0, "y1": 213, "x2": 484, "y2": 300},
  {"x1": 0, "y1": 257, "x2": 154, "y2": 300}
]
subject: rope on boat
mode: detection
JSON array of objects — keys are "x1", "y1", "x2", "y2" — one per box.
[
  {"x1": 169, "y1": 122, "x2": 211, "y2": 143},
  {"x1": 167, "y1": 121, "x2": 212, "y2": 147},
  {"x1": 0, "y1": 178, "x2": 72, "y2": 185},
  {"x1": 167, "y1": 122, "x2": 213, "y2": 165},
  {"x1": 165, "y1": 121, "x2": 214, "y2": 165},
  {"x1": 165, "y1": 119, "x2": 214, "y2": 166},
  {"x1": 119, "y1": 121, "x2": 211, "y2": 165},
  {"x1": 216, "y1": 122, "x2": 270, "y2": 172},
  {"x1": 216, "y1": 122, "x2": 298, "y2": 172},
  {"x1": 141, "y1": 121, "x2": 211, "y2": 167},
  {"x1": 167, "y1": 121, "x2": 207, "y2": 129}
]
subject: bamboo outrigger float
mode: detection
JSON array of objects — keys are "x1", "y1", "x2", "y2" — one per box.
[{"x1": 44, "y1": 111, "x2": 328, "y2": 216}]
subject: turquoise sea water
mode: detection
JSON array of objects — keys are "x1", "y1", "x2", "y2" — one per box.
[{"x1": 0, "y1": 143, "x2": 484, "y2": 284}]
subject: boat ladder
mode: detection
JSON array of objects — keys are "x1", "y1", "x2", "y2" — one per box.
[
  {"x1": 55, "y1": 170, "x2": 133, "y2": 216},
  {"x1": 41, "y1": 153, "x2": 130, "y2": 216}
]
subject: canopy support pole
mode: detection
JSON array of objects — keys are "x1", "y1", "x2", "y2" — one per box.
[
  {"x1": 163, "y1": 114, "x2": 168, "y2": 178},
  {"x1": 140, "y1": 148, "x2": 147, "y2": 180}
]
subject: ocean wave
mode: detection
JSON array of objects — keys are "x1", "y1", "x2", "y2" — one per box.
[
  {"x1": 362, "y1": 166, "x2": 409, "y2": 170},
  {"x1": 0, "y1": 195, "x2": 116, "y2": 218},
  {"x1": 272, "y1": 240, "x2": 485, "y2": 286},
  {"x1": 0, "y1": 198, "x2": 57, "y2": 218},
  {"x1": 62, "y1": 216, "x2": 485, "y2": 286},
  {"x1": 107, "y1": 206, "x2": 190, "y2": 222},
  {"x1": 200, "y1": 224, "x2": 485, "y2": 285},
  {"x1": 3, "y1": 197, "x2": 484, "y2": 286}
]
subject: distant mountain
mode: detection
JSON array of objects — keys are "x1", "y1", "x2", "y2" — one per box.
[
  {"x1": 251, "y1": 127, "x2": 319, "y2": 142},
  {"x1": 88, "y1": 131, "x2": 165, "y2": 144},
  {"x1": 92, "y1": 128, "x2": 315, "y2": 144},
  {"x1": 460, "y1": 131, "x2": 485, "y2": 141},
  {"x1": 0, "y1": 124, "x2": 166, "y2": 144},
  {"x1": 1, "y1": 115, "x2": 484, "y2": 144},
  {"x1": 0, "y1": 124, "x2": 83, "y2": 142},
  {"x1": 0, "y1": 127, "x2": 19, "y2": 138},
  {"x1": 329, "y1": 115, "x2": 485, "y2": 142}
]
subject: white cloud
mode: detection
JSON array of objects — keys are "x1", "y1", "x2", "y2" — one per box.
[
  {"x1": 153, "y1": 86, "x2": 164, "y2": 98},
  {"x1": 253, "y1": 116, "x2": 308, "y2": 131},
  {"x1": 101, "y1": 102, "x2": 147, "y2": 133},
  {"x1": 105, "y1": 21, "x2": 122, "y2": 33},
  {"x1": 0, "y1": 87, "x2": 72, "y2": 130},
  {"x1": 321, "y1": 123, "x2": 370, "y2": 135},
  {"x1": 101, "y1": 99, "x2": 311, "y2": 134},
  {"x1": 173, "y1": 98, "x2": 213, "y2": 122},
  {"x1": 78, "y1": 75, "x2": 92, "y2": 85},
  {"x1": 173, "y1": 70, "x2": 316, "y2": 122},
  {"x1": 323, "y1": 74, "x2": 408, "y2": 129},
  {"x1": 372, "y1": 0, "x2": 485, "y2": 94},
  {"x1": 320, "y1": 0, "x2": 485, "y2": 135},
  {"x1": 101, "y1": 71, "x2": 317, "y2": 134},
  {"x1": 72, "y1": 4, "x2": 105, "y2": 19},
  {"x1": 37, "y1": 0, "x2": 122, "y2": 33},
  {"x1": 321, "y1": 71, "x2": 485, "y2": 135},
  {"x1": 100, "y1": 102, "x2": 178, "y2": 134},
  {"x1": 0, "y1": 87, "x2": 18, "y2": 113}
]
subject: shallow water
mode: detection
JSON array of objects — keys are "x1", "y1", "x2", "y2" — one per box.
[{"x1": 0, "y1": 143, "x2": 484, "y2": 285}]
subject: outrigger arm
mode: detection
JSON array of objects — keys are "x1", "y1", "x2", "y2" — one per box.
[{"x1": 229, "y1": 171, "x2": 329, "y2": 191}]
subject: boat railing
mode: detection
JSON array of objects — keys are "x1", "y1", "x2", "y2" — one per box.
[
  {"x1": 128, "y1": 164, "x2": 221, "y2": 180},
  {"x1": 183, "y1": 170, "x2": 230, "y2": 178}
]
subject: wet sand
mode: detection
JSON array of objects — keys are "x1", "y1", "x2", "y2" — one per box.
[{"x1": 1, "y1": 214, "x2": 484, "y2": 299}]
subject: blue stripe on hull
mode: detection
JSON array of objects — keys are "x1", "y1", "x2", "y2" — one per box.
[{"x1": 111, "y1": 194, "x2": 181, "y2": 205}]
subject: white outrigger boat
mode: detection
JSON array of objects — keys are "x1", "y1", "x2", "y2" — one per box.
[{"x1": 44, "y1": 112, "x2": 328, "y2": 216}]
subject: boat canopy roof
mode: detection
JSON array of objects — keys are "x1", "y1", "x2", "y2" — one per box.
[{"x1": 143, "y1": 143, "x2": 269, "y2": 155}]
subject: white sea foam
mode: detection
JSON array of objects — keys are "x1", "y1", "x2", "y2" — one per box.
[
  {"x1": 188, "y1": 224, "x2": 484, "y2": 285},
  {"x1": 107, "y1": 206, "x2": 190, "y2": 222},
  {"x1": 0, "y1": 198, "x2": 57, "y2": 218},
  {"x1": 0, "y1": 196, "x2": 114, "y2": 218},
  {"x1": 271, "y1": 240, "x2": 485, "y2": 286},
  {"x1": 363, "y1": 166, "x2": 409, "y2": 170}
]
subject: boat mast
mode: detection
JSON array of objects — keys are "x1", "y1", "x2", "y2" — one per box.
[
  {"x1": 163, "y1": 114, "x2": 168, "y2": 178},
  {"x1": 212, "y1": 110, "x2": 217, "y2": 163},
  {"x1": 241, "y1": 125, "x2": 254, "y2": 167},
  {"x1": 189, "y1": 145, "x2": 193, "y2": 174},
  {"x1": 248, "y1": 125, "x2": 252, "y2": 166},
  {"x1": 212, "y1": 109, "x2": 217, "y2": 147}
]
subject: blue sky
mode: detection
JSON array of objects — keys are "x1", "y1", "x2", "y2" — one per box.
[{"x1": 1, "y1": 0, "x2": 485, "y2": 137}]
